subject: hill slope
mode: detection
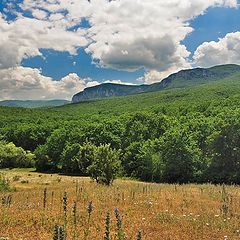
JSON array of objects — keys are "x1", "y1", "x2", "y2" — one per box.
[
  {"x1": 72, "y1": 64, "x2": 240, "y2": 103},
  {"x1": 55, "y1": 70, "x2": 240, "y2": 119}
]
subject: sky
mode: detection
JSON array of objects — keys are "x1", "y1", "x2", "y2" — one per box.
[{"x1": 0, "y1": 0, "x2": 240, "y2": 100}]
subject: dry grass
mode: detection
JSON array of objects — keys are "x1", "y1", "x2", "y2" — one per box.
[{"x1": 1, "y1": 170, "x2": 240, "y2": 240}]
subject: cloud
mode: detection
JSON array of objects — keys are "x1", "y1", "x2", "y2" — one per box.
[
  {"x1": 193, "y1": 32, "x2": 240, "y2": 67},
  {"x1": 85, "y1": 79, "x2": 136, "y2": 88},
  {"x1": 0, "y1": 67, "x2": 95, "y2": 100},
  {"x1": 90, "y1": 36, "x2": 191, "y2": 72},
  {"x1": 139, "y1": 67, "x2": 187, "y2": 84},
  {"x1": 0, "y1": 0, "x2": 238, "y2": 101},
  {"x1": 0, "y1": 66, "x2": 138, "y2": 100},
  {"x1": 8, "y1": 0, "x2": 238, "y2": 74},
  {"x1": 31, "y1": 9, "x2": 48, "y2": 20},
  {"x1": 83, "y1": 0, "x2": 237, "y2": 80},
  {"x1": 0, "y1": 12, "x2": 88, "y2": 69}
]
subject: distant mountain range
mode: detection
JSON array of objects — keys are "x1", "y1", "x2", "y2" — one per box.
[
  {"x1": 72, "y1": 64, "x2": 240, "y2": 103},
  {"x1": 2, "y1": 64, "x2": 240, "y2": 108},
  {"x1": 0, "y1": 100, "x2": 70, "y2": 108}
]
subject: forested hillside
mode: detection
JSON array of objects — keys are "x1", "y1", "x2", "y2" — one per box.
[
  {"x1": 72, "y1": 64, "x2": 240, "y2": 102},
  {"x1": 1, "y1": 72, "x2": 240, "y2": 184}
]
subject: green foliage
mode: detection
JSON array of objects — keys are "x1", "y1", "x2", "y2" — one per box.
[
  {"x1": 123, "y1": 112, "x2": 169, "y2": 146},
  {"x1": 34, "y1": 145, "x2": 53, "y2": 171},
  {"x1": 0, "y1": 174, "x2": 11, "y2": 192},
  {"x1": 2, "y1": 73, "x2": 240, "y2": 183},
  {"x1": 4, "y1": 124, "x2": 53, "y2": 151},
  {"x1": 0, "y1": 141, "x2": 35, "y2": 169},
  {"x1": 61, "y1": 143, "x2": 82, "y2": 174},
  {"x1": 206, "y1": 122, "x2": 240, "y2": 184},
  {"x1": 122, "y1": 141, "x2": 153, "y2": 181},
  {"x1": 61, "y1": 142, "x2": 95, "y2": 175},
  {"x1": 160, "y1": 128, "x2": 201, "y2": 183},
  {"x1": 44, "y1": 129, "x2": 69, "y2": 163},
  {"x1": 87, "y1": 144, "x2": 121, "y2": 185}
]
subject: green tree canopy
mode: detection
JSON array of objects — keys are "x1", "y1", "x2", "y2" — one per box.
[{"x1": 87, "y1": 144, "x2": 121, "y2": 185}]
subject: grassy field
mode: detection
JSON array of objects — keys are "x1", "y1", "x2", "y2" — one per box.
[{"x1": 0, "y1": 170, "x2": 240, "y2": 240}]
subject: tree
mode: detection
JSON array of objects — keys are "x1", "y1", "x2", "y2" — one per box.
[
  {"x1": 34, "y1": 145, "x2": 53, "y2": 171},
  {"x1": 61, "y1": 142, "x2": 95, "y2": 175},
  {"x1": 206, "y1": 123, "x2": 240, "y2": 184},
  {"x1": 77, "y1": 142, "x2": 95, "y2": 175},
  {"x1": 45, "y1": 128, "x2": 69, "y2": 163},
  {"x1": 137, "y1": 139, "x2": 165, "y2": 182},
  {"x1": 0, "y1": 141, "x2": 35, "y2": 168},
  {"x1": 4, "y1": 124, "x2": 53, "y2": 151},
  {"x1": 82, "y1": 121, "x2": 123, "y2": 149},
  {"x1": 160, "y1": 128, "x2": 201, "y2": 183},
  {"x1": 122, "y1": 141, "x2": 158, "y2": 181},
  {"x1": 123, "y1": 112, "x2": 169, "y2": 147},
  {"x1": 87, "y1": 144, "x2": 121, "y2": 185},
  {"x1": 61, "y1": 143, "x2": 82, "y2": 174},
  {"x1": 34, "y1": 128, "x2": 69, "y2": 171}
]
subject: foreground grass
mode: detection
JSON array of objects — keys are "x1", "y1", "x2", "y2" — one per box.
[{"x1": 0, "y1": 170, "x2": 240, "y2": 239}]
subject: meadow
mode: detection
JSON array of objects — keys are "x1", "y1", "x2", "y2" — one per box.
[
  {"x1": 1, "y1": 169, "x2": 240, "y2": 240},
  {"x1": 1, "y1": 72, "x2": 240, "y2": 239}
]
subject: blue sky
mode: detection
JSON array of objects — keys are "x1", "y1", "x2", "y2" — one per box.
[
  {"x1": 0, "y1": 0, "x2": 240, "y2": 100},
  {"x1": 184, "y1": 7, "x2": 240, "y2": 56}
]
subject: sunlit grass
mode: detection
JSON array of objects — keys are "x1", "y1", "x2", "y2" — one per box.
[{"x1": 0, "y1": 170, "x2": 240, "y2": 239}]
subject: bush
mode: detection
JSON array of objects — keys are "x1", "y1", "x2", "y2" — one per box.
[
  {"x1": 0, "y1": 141, "x2": 35, "y2": 169},
  {"x1": 61, "y1": 142, "x2": 95, "y2": 175},
  {"x1": 87, "y1": 144, "x2": 121, "y2": 185},
  {"x1": 0, "y1": 174, "x2": 11, "y2": 192},
  {"x1": 34, "y1": 145, "x2": 55, "y2": 172}
]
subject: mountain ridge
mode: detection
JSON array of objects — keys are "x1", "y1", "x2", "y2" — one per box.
[
  {"x1": 0, "y1": 99, "x2": 70, "y2": 108},
  {"x1": 72, "y1": 64, "x2": 240, "y2": 103}
]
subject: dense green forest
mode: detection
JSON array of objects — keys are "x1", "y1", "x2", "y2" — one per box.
[{"x1": 1, "y1": 72, "x2": 240, "y2": 184}]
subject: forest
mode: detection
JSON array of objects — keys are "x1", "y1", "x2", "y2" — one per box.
[{"x1": 1, "y1": 74, "x2": 240, "y2": 184}]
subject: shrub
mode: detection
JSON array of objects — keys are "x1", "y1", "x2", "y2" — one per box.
[
  {"x1": 0, "y1": 141, "x2": 35, "y2": 169},
  {"x1": 87, "y1": 144, "x2": 121, "y2": 185},
  {"x1": 0, "y1": 174, "x2": 11, "y2": 192}
]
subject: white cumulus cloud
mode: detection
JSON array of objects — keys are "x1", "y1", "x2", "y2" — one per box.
[
  {"x1": 0, "y1": 67, "x2": 95, "y2": 100},
  {"x1": 194, "y1": 32, "x2": 240, "y2": 67},
  {"x1": 0, "y1": 12, "x2": 88, "y2": 69},
  {"x1": 17, "y1": 0, "x2": 239, "y2": 76}
]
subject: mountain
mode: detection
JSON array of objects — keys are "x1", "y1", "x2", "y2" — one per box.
[
  {"x1": 72, "y1": 64, "x2": 240, "y2": 103},
  {"x1": 0, "y1": 100, "x2": 70, "y2": 108},
  {"x1": 72, "y1": 83, "x2": 149, "y2": 103}
]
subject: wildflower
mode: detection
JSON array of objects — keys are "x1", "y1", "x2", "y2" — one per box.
[{"x1": 87, "y1": 201, "x2": 94, "y2": 217}]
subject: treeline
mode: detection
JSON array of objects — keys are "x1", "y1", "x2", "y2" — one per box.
[
  {"x1": 1, "y1": 108, "x2": 240, "y2": 184},
  {"x1": 2, "y1": 79, "x2": 240, "y2": 184}
]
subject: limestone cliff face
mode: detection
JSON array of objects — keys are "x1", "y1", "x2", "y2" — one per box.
[
  {"x1": 72, "y1": 64, "x2": 240, "y2": 103},
  {"x1": 72, "y1": 83, "x2": 149, "y2": 103}
]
